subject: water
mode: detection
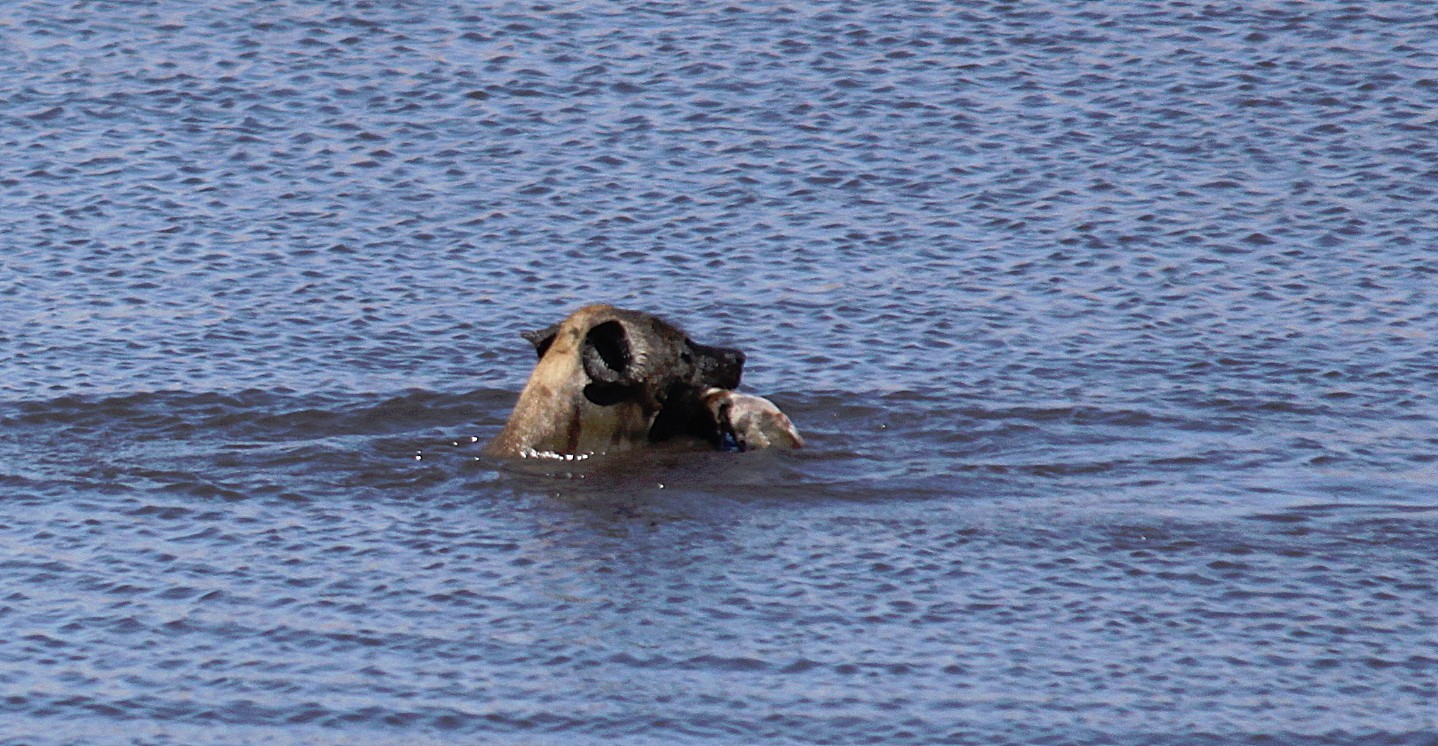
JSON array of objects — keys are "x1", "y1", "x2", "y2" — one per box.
[{"x1": 3, "y1": 1, "x2": 1437, "y2": 743}]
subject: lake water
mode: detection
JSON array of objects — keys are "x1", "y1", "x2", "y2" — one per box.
[{"x1": 3, "y1": 1, "x2": 1437, "y2": 744}]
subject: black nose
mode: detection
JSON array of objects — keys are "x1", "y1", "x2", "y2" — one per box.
[{"x1": 693, "y1": 343, "x2": 744, "y2": 390}]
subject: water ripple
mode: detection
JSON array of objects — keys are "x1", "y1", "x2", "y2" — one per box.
[{"x1": 3, "y1": 0, "x2": 1438, "y2": 743}]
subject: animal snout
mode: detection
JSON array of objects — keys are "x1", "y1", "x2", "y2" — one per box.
[{"x1": 693, "y1": 343, "x2": 744, "y2": 390}]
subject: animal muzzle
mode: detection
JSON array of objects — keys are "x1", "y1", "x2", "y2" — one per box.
[{"x1": 692, "y1": 343, "x2": 745, "y2": 390}]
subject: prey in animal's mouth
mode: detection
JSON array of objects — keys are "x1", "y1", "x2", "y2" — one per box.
[{"x1": 484, "y1": 304, "x2": 801, "y2": 458}]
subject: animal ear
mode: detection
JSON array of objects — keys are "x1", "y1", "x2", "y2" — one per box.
[
  {"x1": 521, "y1": 323, "x2": 560, "y2": 359},
  {"x1": 581, "y1": 320, "x2": 638, "y2": 385}
]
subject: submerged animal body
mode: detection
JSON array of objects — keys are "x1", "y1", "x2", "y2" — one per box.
[{"x1": 484, "y1": 304, "x2": 745, "y2": 457}]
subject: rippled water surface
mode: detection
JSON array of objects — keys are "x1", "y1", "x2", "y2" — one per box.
[{"x1": 4, "y1": 1, "x2": 1438, "y2": 744}]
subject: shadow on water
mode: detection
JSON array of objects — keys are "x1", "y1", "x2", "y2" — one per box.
[
  {"x1": 4, "y1": 384, "x2": 1438, "y2": 745},
  {"x1": 7, "y1": 385, "x2": 1436, "y2": 526},
  {"x1": 481, "y1": 443, "x2": 815, "y2": 520}
]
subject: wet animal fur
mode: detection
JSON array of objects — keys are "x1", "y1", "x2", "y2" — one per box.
[{"x1": 484, "y1": 304, "x2": 744, "y2": 457}]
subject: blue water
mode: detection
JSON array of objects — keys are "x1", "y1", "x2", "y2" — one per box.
[{"x1": 3, "y1": 1, "x2": 1437, "y2": 744}]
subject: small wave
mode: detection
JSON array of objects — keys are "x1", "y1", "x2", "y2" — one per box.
[{"x1": 0, "y1": 388, "x2": 512, "y2": 442}]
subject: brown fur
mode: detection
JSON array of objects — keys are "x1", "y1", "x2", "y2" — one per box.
[{"x1": 485, "y1": 304, "x2": 744, "y2": 457}]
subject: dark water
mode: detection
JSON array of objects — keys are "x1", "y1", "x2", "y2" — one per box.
[{"x1": 4, "y1": 1, "x2": 1438, "y2": 743}]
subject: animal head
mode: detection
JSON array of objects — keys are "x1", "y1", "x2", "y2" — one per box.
[
  {"x1": 486, "y1": 304, "x2": 745, "y2": 456},
  {"x1": 520, "y1": 305, "x2": 743, "y2": 412}
]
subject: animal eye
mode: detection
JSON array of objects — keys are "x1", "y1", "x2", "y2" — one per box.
[{"x1": 681, "y1": 352, "x2": 694, "y2": 364}]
